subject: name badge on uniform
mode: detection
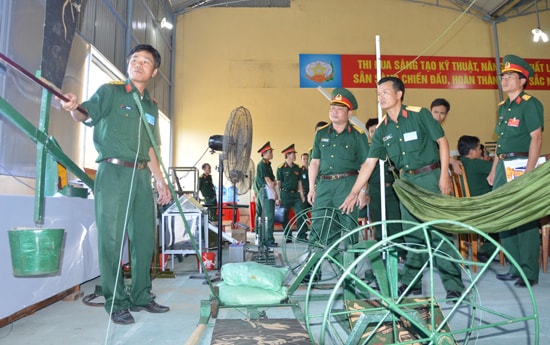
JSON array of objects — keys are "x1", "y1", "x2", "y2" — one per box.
[
  {"x1": 321, "y1": 138, "x2": 329, "y2": 142},
  {"x1": 383, "y1": 134, "x2": 393, "y2": 142},
  {"x1": 507, "y1": 117, "x2": 520, "y2": 127},
  {"x1": 145, "y1": 113, "x2": 155, "y2": 125},
  {"x1": 403, "y1": 131, "x2": 418, "y2": 142}
]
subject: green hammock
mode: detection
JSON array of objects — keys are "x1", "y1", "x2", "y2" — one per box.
[{"x1": 393, "y1": 161, "x2": 550, "y2": 234}]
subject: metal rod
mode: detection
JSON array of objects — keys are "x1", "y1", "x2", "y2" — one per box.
[{"x1": 0, "y1": 53, "x2": 88, "y2": 115}]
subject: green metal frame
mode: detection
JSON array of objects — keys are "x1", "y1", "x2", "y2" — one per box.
[{"x1": 0, "y1": 95, "x2": 94, "y2": 225}]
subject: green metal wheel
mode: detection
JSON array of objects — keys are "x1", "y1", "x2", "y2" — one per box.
[
  {"x1": 282, "y1": 207, "x2": 365, "y2": 283},
  {"x1": 302, "y1": 220, "x2": 539, "y2": 345}
]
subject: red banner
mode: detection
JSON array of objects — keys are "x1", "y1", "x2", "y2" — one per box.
[{"x1": 340, "y1": 55, "x2": 550, "y2": 90}]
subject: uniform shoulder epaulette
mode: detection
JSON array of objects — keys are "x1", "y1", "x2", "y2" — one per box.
[
  {"x1": 522, "y1": 94, "x2": 532, "y2": 101},
  {"x1": 109, "y1": 80, "x2": 125, "y2": 85},
  {"x1": 350, "y1": 123, "x2": 364, "y2": 134},
  {"x1": 376, "y1": 115, "x2": 387, "y2": 128},
  {"x1": 405, "y1": 105, "x2": 422, "y2": 113},
  {"x1": 498, "y1": 100, "x2": 505, "y2": 106},
  {"x1": 317, "y1": 123, "x2": 330, "y2": 131}
]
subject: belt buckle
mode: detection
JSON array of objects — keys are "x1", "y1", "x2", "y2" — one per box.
[{"x1": 331, "y1": 175, "x2": 338, "y2": 180}]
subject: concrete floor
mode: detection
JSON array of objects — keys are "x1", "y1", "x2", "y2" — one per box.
[{"x1": 1, "y1": 233, "x2": 549, "y2": 345}]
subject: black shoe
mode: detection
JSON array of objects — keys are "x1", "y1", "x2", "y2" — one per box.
[
  {"x1": 398, "y1": 284, "x2": 422, "y2": 296},
  {"x1": 285, "y1": 238, "x2": 293, "y2": 243},
  {"x1": 514, "y1": 278, "x2": 538, "y2": 287},
  {"x1": 446, "y1": 290, "x2": 462, "y2": 304},
  {"x1": 267, "y1": 242, "x2": 278, "y2": 248},
  {"x1": 130, "y1": 300, "x2": 170, "y2": 313},
  {"x1": 496, "y1": 272, "x2": 519, "y2": 281},
  {"x1": 111, "y1": 309, "x2": 135, "y2": 325}
]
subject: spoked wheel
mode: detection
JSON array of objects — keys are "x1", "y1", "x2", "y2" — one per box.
[
  {"x1": 304, "y1": 220, "x2": 539, "y2": 345},
  {"x1": 282, "y1": 207, "x2": 363, "y2": 282}
]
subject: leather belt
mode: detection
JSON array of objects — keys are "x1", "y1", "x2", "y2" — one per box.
[
  {"x1": 319, "y1": 171, "x2": 358, "y2": 180},
  {"x1": 403, "y1": 162, "x2": 440, "y2": 175},
  {"x1": 498, "y1": 152, "x2": 529, "y2": 160},
  {"x1": 102, "y1": 158, "x2": 148, "y2": 169},
  {"x1": 282, "y1": 188, "x2": 297, "y2": 193}
]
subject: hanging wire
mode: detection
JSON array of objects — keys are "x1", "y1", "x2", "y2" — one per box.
[{"x1": 395, "y1": 0, "x2": 479, "y2": 76}]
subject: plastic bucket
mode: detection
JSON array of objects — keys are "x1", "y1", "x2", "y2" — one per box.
[
  {"x1": 8, "y1": 228, "x2": 65, "y2": 277},
  {"x1": 201, "y1": 251, "x2": 216, "y2": 271}
]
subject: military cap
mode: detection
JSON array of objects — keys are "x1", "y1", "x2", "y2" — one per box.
[
  {"x1": 330, "y1": 88, "x2": 358, "y2": 110},
  {"x1": 257, "y1": 141, "x2": 273, "y2": 155},
  {"x1": 281, "y1": 144, "x2": 297, "y2": 155},
  {"x1": 501, "y1": 54, "x2": 534, "y2": 78}
]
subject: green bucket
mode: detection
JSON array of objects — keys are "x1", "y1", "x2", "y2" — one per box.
[{"x1": 8, "y1": 228, "x2": 65, "y2": 277}]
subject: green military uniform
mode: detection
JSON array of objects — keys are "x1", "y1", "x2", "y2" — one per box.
[
  {"x1": 254, "y1": 142, "x2": 277, "y2": 246},
  {"x1": 311, "y1": 121, "x2": 369, "y2": 244},
  {"x1": 368, "y1": 160, "x2": 402, "y2": 243},
  {"x1": 493, "y1": 56, "x2": 544, "y2": 282},
  {"x1": 199, "y1": 173, "x2": 217, "y2": 221},
  {"x1": 459, "y1": 157, "x2": 492, "y2": 196},
  {"x1": 82, "y1": 79, "x2": 161, "y2": 313},
  {"x1": 311, "y1": 88, "x2": 369, "y2": 246},
  {"x1": 277, "y1": 145, "x2": 306, "y2": 238},
  {"x1": 369, "y1": 104, "x2": 464, "y2": 293}
]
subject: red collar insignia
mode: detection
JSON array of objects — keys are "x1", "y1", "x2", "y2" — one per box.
[{"x1": 125, "y1": 83, "x2": 132, "y2": 93}]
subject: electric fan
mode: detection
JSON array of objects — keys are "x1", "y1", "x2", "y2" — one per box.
[
  {"x1": 236, "y1": 159, "x2": 255, "y2": 195},
  {"x1": 207, "y1": 106, "x2": 253, "y2": 269}
]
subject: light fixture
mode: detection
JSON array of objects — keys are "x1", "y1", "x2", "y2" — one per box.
[
  {"x1": 160, "y1": 17, "x2": 173, "y2": 30},
  {"x1": 532, "y1": 0, "x2": 548, "y2": 43}
]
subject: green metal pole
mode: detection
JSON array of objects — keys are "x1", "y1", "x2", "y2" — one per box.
[{"x1": 34, "y1": 85, "x2": 53, "y2": 225}]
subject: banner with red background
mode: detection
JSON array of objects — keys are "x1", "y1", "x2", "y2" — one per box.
[{"x1": 299, "y1": 54, "x2": 550, "y2": 90}]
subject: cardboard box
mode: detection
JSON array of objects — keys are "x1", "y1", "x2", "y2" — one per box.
[{"x1": 231, "y1": 228, "x2": 247, "y2": 243}]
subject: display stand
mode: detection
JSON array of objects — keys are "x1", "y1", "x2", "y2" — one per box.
[{"x1": 161, "y1": 195, "x2": 208, "y2": 273}]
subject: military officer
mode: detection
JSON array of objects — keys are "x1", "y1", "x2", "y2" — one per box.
[
  {"x1": 277, "y1": 144, "x2": 306, "y2": 242},
  {"x1": 487, "y1": 54, "x2": 543, "y2": 287},
  {"x1": 198, "y1": 163, "x2": 217, "y2": 221},
  {"x1": 340, "y1": 76, "x2": 464, "y2": 300},
  {"x1": 308, "y1": 88, "x2": 369, "y2": 247},
  {"x1": 60, "y1": 44, "x2": 171, "y2": 325},
  {"x1": 253, "y1": 141, "x2": 279, "y2": 247}
]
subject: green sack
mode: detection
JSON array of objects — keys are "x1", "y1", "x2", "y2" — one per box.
[
  {"x1": 221, "y1": 262, "x2": 288, "y2": 291},
  {"x1": 218, "y1": 284, "x2": 288, "y2": 305}
]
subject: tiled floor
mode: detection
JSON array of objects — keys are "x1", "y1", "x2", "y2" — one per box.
[{"x1": 1, "y1": 233, "x2": 549, "y2": 345}]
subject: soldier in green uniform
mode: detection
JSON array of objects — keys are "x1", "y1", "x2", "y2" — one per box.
[
  {"x1": 308, "y1": 88, "x2": 369, "y2": 248},
  {"x1": 457, "y1": 135, "x2": 497, "y2": 262},
  {"x1": 253, "y1": 141, "x2": 279, "y2": 247},
  {"x1": 277, "y1": 144, "x2": 306, "y2": 242},
  {"x1": 341, "y1": 76, "x2": 464, "y2": 300},
  {"x1": 198, "y1": 163, "x2": 217, "y2": 221},
  {"x1": 487, "y1": 55, "x2": 543, "y2": 287},
  {"x1": 61, "y1": 44, "x2": 171, "y2": 325}
]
